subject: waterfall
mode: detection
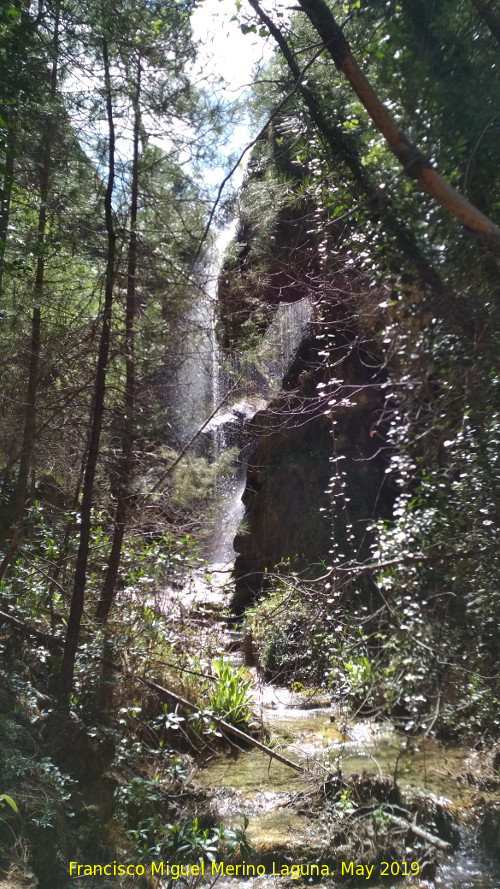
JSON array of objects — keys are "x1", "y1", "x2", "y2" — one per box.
[
  {"x1": 263, "y1": 297, "x2": 312, "y2": 383},
  {"x1": 204, "y1": 296, "x2": 313, "y2": 571},
  {"x1": 163, "y1": 226, "x2": 312, "y2": 572},
  {"x1": 162, "y1": 282, "x2": 214, "y2": 445}
]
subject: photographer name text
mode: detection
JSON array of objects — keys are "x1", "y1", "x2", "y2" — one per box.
[{"x1": 69, "y1": 859, "x2": 420, "y2": 880}]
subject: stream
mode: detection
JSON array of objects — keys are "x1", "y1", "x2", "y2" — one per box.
[
  {"x1": 167, "y1": 558, "x2": 500, "y2": 889},
  {"x1": 190, "y1": 681, "x2": 500, "y2": 888},
  {"x1": 180, "y1": 484, "x2": 500, "y2": 886}
]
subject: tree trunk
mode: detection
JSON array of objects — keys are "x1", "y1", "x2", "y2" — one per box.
[
  {"x1": 469, "y1": 0, "x2": 500, "y2": 45},
  {"x1": 59, "y1": 35, "x2": 116, "y2": 699},
  {"x1": 0, "y1": 103, "x2": 17, "y2": 295},
  {"x1": 248, "y1": 0, "x2": 442, "y2": 285},
  {"x1": 46, "y1": 465, "x2": 84, "y2": 629},
  {"x1": 96, "y1": 59, "x2": 141, "y2": 623},
  {"x1": 295, "y1": 0, "x2": 500, "y2": 254},
  {"x1": 246, "y1": 0, "x2": 491, "y2": 348},
  {"x1": 0, "y1": 3, "x2": 60, "y2": 581}
]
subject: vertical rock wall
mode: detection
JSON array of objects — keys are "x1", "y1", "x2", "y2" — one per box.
[{"x1": 231, "y1": 306, "x2": 393, "y2": 613}]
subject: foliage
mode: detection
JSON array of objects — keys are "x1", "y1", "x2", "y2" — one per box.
[
  {"x1": 126, "y1": 814, "x2": 253, "y2": 888},
  {"x1": 170, "y1": 448, "x2": 239, "y2": 508},
  {"x1": 208, "y1": 657, "x2": 252, "y2": 726},
  {"x1": 247, "y1": 577, "x2": 341, "y2": 685},
  {"x1": 0, "y1": 506, "x2": 197, "y2": 637},
  {"x1": 0, "y1": 794, "x2": 17, "y2": 813},
  {"x1": 155, "y1": 816, "x2": 251, "y2": 863},
  {"x1": 0, "y1": 792, "x2": 18, "y2": 852},
  {"x1": 120, "y1": 532, "x2": 198, "y2": 591},
  {"x1": 224, "y1": 0, "x2": 500, "y2": 739}
]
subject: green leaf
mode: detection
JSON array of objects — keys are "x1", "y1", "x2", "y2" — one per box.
[{"x1": 0, "y1": 794, "x2": 18, "y2": 813}]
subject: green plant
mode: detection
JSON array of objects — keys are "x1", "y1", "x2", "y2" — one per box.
[
  {"x1": 335, "y1": 788, "x2": 355, "y2": 818},
  {"x1": 160, "y1": 817, "x2": 219, "y2": 862},
  {"x1": 344, "y1": 656, "x2": 374, "y2": 699},
  {"x1": 0, "y1": 793, "x2": 17, "y2": 851},
  {"x1": 208, "y1": 658, "x2": 252, "y2": 726},
  {"x1": 0, "y1": 794, "x2": 17, "y2": 813},
  {"x1": 121, "y1": 532, "x2": 198, "y2": 588},
  {"x1": 370, "y1": 806, "x2": 389, "y2": 837},
  {"x1": 248, "y1": 578, "x2": 343, "y2": 684},
  {"x1": 128, "y1": 814, "x2": 253, "y2": 882}
]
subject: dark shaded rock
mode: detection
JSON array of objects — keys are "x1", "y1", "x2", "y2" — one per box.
[
  {"x1": 231, "y1": 308, "x2": 393, "y2": 613},
  {"x1": 27, "y1": 819, "x2": 70, "y2": 889},
  {"x1": 492, "y1": 749, "x2": 500, "y2": 774},
  {"x1": 480, "y1": 802, "x2": 500, "y2": 859},
  {"x1": 231, "y1": 400, "x2": 333, "y2": 609},
  {"x1": 79, "y1": 776, "x2": 117, "y2": 823}
]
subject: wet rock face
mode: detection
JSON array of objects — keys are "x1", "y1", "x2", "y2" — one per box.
[
  {"x1": 480, "y1": 803, "x2": 500, "y2": 859},
  {"x1": 217, "y1": 201, "x2": 320, "y2": 351},
  {"x1": 197, "y1": 400, "x2": 265, "y2": 455},
  {"x1": 231, "y1": 318, "x2": 393, "y2": 613},
  {"x1": 232, "y1": 401, "x2": 333, "y2": 610}
]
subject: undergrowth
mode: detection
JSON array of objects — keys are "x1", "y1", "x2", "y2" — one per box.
[
  {"x1": 246, "y1": 562, "x2": 500, "y2": 739},
  {"x1": 0, "y1": 517, "x2": 253, "y2": 885}
]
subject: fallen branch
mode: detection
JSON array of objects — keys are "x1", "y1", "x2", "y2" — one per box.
[
  {"x1": 136, "y1": 675, "x2": 306, "y2": 774},
  {"x1": 0, "y1": 609, "x2": 64, "y2": 651},
  {"x1": 385, "y1": 812, "x2": 451, "y2": 851},
  {"x1": 0, "y1": 612, "x2": 299, "y2": 774},
  {"x1": 351, "y1": 803, "x2": 452, "y2": 852}
]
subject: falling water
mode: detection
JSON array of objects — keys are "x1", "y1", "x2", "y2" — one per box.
[
  {"x1": 204, "y1": 295, "x2": 313, "y2": 570},
  {"x1": 163, "y1": 280, "x2": 215, "y2": 444},
  {"x1": 264, "y1": 297, "x2": 312, "y2": 383},
  {"x1": 431, "y1": 834, "x2": 500, "y2": 889},
  {"x1": 162, "y1": 221, "x2": 312, "y2": 571}
]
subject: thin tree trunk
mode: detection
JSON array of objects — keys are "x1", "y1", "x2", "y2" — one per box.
[
  {"x1": 46, "y1": 465, "x2": 84, "y2": 629},
  {"x1": 246, "y1": 0, "x2": 489, "y2": 347},
  {"x1": 0, "y1": 3, "x2": 60, "y2": 581},
  {"x1": 469, "y1": 0, "x2": 500, "y2": 45},
  {"x1": 295, "y1": 0, "x2": 500, "y2": 254},
  {"x1": 59, "y1": 36, "x2": 116, "y2": 699},
  {"x1": 0, "y1": 103, "x2": 18, "y2": 294},
  {"x1": 96, "y1": 58, "x2": 141, "y2": 623}
]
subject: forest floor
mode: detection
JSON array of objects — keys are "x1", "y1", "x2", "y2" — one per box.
[
  {"x1": 2, "y1": 569, "x2": 500, "y2": 889},
  {"x1": 153, "y1": 573, "x2": 500, "y2": 889}
]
